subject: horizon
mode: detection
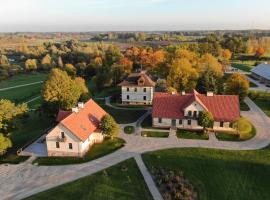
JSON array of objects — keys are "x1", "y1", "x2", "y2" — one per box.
[{"x1": 1, "y1": 0, "x2": 270, "y2": 32}]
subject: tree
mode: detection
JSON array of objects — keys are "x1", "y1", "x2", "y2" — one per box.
[
  {"x1": 0, "y1": 99, "x2": 28, "y2": 132},
  {"x1": 41, "y1": 54, "x2": 52, "y2": 70},
  {"x1": 74, "y1": 77, "x2": 89, "y2": 101},
  {"x1": 64, "y1": 63, "x2": 77, "y2": 77},
  {"x1": 25, "y1": 59, "x2": 37, "y2": 71},
  {"x1": 222, "y1": 49, "x2": 232, "y2": 61},
  {"x1": 0, "y1": 133, "x2": 12, "y2": 155},
  {"x1": 42, "y1": 69, "x2": 81, "y2": 113},
  {"x1": 225, "y1": 73, "x2": 249, "y2": 102},
  {"x1": 99, "y1": 114, "x2": 120, "y2": 138},
  {"x1": 255, "y1": 47, "x2": 265, "y2": 59},
  {"x1": 167, "y1": 58, "x2": 199, "y2": 91},
  {"x1": 166, "y1": 87, "x2": 177, "y2": 94},
  {"x1": 0, "y1": 55, "x2": 10, "y2": 67},
  {"x1": 198, "y1": 111, "x2": 214, "y2": 132},
  {"x1": 57, "y1": 56, "x2": 64, "y2": 68}
]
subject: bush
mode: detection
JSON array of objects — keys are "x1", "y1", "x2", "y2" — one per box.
[
  {"x1": 124, "y1": 126, "x2": 135, "y2": 134},
  {"x1": 233, "y1": 118, "x2": 256, "y2": 140}
]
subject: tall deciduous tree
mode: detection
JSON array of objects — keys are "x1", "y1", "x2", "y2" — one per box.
[
  {"x1": 25, "y1": 59, "x2": 37, "y2": 71},
  {"x1": 0, "y1": 133, "x2": 12, "y2": 155},
  {"x1": 167, "y1": 58, "x2": 199, "y2": 92},
  {"x1": 225, "y1": 73, "x2": 249, "y2": 102},
  {"x1": 41, "y1": 54, "x2": 52, "y2": 70},
  {"x1": 99, "y1": 114, "x2": 120, "y2": 138},
  {"x1": 198, "y1": 111, "x2": 214, "y2": 133},
  {"x1": 42, "y1": 69, "x2": 81, "y2": 113}
]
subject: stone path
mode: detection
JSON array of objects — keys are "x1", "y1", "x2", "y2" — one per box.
[
  {"x1": 135, "y1": 155, "x2": 163, "y2": 200},
  {"x1": 0, "y1": 97, "x2": 270, "y2": 200}
]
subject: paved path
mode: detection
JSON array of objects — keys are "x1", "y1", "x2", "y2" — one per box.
[
  {"x1": 246, "y1": 76, "x2": 270, "y2": 93},
  {"x1": 0, "y1": 81, "x2": 43, "y2": 91},
  {"x1": 135, "y1": 155, "x2": 163, "y2": 200},
  {"x1": 0, "y1": 97, "x2": 270, "y2": 199}
]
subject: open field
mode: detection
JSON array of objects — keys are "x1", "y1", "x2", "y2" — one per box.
[
  {"x1": 26, "y1": 158, "x2": 153, "y2": 200},
  {"x1": 143, "y1": 146, "x2": 270, "y2": 200}
]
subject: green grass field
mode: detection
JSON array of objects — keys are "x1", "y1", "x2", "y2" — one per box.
[
  {"x1": 176, "y1": 130, "x2": 209, "y2": 140},
  {"x1": 26, "y1": 158, "x2": 153, "y2": 200},
  {"x1": 231, "y1": 60, "x2": 256, "y2": 72},
  {"x1": 143, "y1": 146, "x2": 270, "y2": 200},
  {"x1": 249, "y1": 92, "x2": 270, "y2": 117},
  {"x1": 141, "y1": 131, "x2": 169, "y2": 138},
  {"x1": 33, "y1": 138, "x2": 125, "y2": 166},
  {"x1": 0, "y1": 73, "x2": 47, "y2": 108}
]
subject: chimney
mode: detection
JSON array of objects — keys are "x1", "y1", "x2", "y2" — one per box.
[
  {"x1": 171, "y1": 91, "x2": 176, "y2": 95},
  {"x1": 181, "y1": 91, "x2": 185, "y2": 95},
  {"x1": 78, "y1": 102, "x2": 84, "y2": 109},
  {"x1": 207, "y1": 91, "x2": 214, "y2": 97},
  {"x1": 72, "y1": 107, "x2": 79, "y2": 113}
]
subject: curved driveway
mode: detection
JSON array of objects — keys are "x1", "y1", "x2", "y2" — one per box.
[{"x1": 0, "y1": 97, "x2": 270, "y2": 200}]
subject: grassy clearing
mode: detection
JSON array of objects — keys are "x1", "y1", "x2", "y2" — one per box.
[
  {"x1": 0, "y1": 112, "x2": 53, "y2": 164},
  {"x1": 240, "y1": 101, "x2": 250, "y2": 111},
  {"x1": 176, "y1": 130, "x2": 209, "y2": 140},
  {"x1": 141, "y1": 131, "x2": 169, "y2": 138},
  {"x1": 87, "y1": 80, "x2": 120, "y2": 98},
  {"x1": 124, "y1": 126, "x2": 135, "y2": 134},
  {"x1": 0, "y1": 73, "x2": 47, "y2": 89},
  {"x1": 26, "y1": 158, "x2": 153, "y2": 200},
  {"x1": 95, "y1": 99, "x2": 146, "y2": 124},
  {"x1": 33, "y1": 138, "x2": 125, "y2": 166},
  {"x1": 231, "y1": 60, "x2": 256, "y2": 72},
  {"x1": 143, "y1": 146, "x2": 270, "y2": 200}
]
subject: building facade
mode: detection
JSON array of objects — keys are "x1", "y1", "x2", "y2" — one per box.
[
  {"x1": 152, "y1": 90, "x2": 240, "y2": 131},
  {"x1": 46, "y1": 99, "x2": 106, "y2": 157},
  {"x1": 251, "y1": 63, "x2": 270, "y2": 86},
  {"x1": 118, "y1": 72, "x2": 155, "y2": 105}
]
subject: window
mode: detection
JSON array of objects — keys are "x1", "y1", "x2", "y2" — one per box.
[
  {"x1": 134, "y1": 87, "x2": 137, "y2": 92},
  {"x1": 61, "y1": 132, "x2": 65, "y2": 138},
  {"x1": 179, "y1": 120, "x2": 182, "y2": 125},
  {"x1": 220, "y1": 121, "x2": 224, "y2": 127},
  {"x1": 143, "y1": 96, "x2": 146, "y2": 100},
  {"x1": 229, "y1": 122, "x2": 233, "y2": 128},
  {"x1": 144, "y1": 88, "x2": 146, "y2": 92},
  {"x1": 188, "y1": 111, "x2": 192, "y2": 117},
  {"x1": 193, "y1": 111, "x2": 197, "y2": 117},
  {"x1": 127, "y1": 95, "x2": 129, "y2": 100},
  {"x1": 158, "y1": 118, "x2": 162, "y2": 123},
  {"x1": 127, "y1": 87, "x2": 129, "y2": 92},
  {"x1": 56, "y1": 142, "x2": 60, "y2": 148},
  {"x1": 188, "y1": 120, "x2": 191, "y2": 125},
  {"x1": 69, "y1": 143, "x2": 73, "y2": 149}
]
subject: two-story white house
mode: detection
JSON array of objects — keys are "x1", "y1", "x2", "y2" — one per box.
[
  {"x1": 46, "y1": 99, "x2": 106, "y2": 157},
  {"x1": 152, "y1": 90, "x2": 240, "y2": 131},
  {"x1": 118, "y1": 72, "x2": 156, "y2": 105}
]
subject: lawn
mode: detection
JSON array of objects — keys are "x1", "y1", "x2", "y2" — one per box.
[
  {"x1": 0, "y1": 73, "x2": 47, "y2": 89},
  {"x1": 143, "y1": 146, "x2": 270, "y2": 200},
  {"x1": 176, "y1": 130, "x2": 209, "y2": 140},
  {"x1": 32, "y1": 138, "x2": 125, "y2": 165},
  {"x1": 231, "y1": 60, "x2": 256, "y2": 72},
  {"x1": 249, "y1": 91, "x2": 270, "y2": 117},
  {"x1": 240, "y1": 101, "x2": 250, "y2": 111},
  {"x1": 249, "y1": 81, "x2": 258, "y2": 88},
  {"x1": 0, "y1": 112, "x2": 53, "y2": 164},
  {"x1": 95, "y1": 99, "x2": 147, "y2": 124},
  {"x1": 141, "y1": 131, "x2": 169, "y2": 138},
  {"x1": 26, "y1": 159, "x2": 153, "y2": 200},
  {"x1": 87, "y1": 80, "x2": 120, "y2": 98},
  {"x1": 124, "y1": 126, "x2": 135, "y2": 134}
]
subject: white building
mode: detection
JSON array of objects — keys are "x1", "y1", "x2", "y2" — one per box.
[
  {"x1": 152, "y1": 90, "x2": 240, "y2": 131},
  {"x1": 118, "y1": 72, "x2": 156, "y2": 105},
  {"x1": 46, "y1": 99, "x2": 106, "y2": 157}
]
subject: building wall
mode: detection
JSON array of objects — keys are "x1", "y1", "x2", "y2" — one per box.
[
  {"x1": 121, "y1": 86, "x2": 154, "y2": 104},
  {"x1": 152, "y1": 117, "x2": 234, "y2": 131},
  {"x1": 184, "y1": 101, "x2": 205, "y2": 117},
  {"x1": 46, "y1": 124, "x2": 104, "y2": 157}
]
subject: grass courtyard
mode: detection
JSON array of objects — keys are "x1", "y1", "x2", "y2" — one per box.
[
  {"x1": 249, "y1": 91, "x2": 270, "y2": 117},
  {"x1": 177, "y1": 130, "x2": 209, "y2": 140},
  {"x1": 26, "y1": 159, "x2": 153, "y2": 200},
  {"x1": 143, "y1": 146, "x2": 270, "y2": 200}
]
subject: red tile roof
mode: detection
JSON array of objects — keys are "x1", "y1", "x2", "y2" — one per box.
[
  {"x1": 118, "y1": 72, "x2": 156, "y2": 87},
  {"x1": 56, "y1": 110, "x2": 72, "y2": 122},
  {"x1": 58, "y1": 99, "x2": 107, "y2": 141},
  {"x1": 152, "y1": 90, "x2": 240, "y2": 122}
]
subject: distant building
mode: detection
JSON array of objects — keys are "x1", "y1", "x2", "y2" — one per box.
[
  {"x1": 118, "y1": 72, "x2": 156, "y2": 105},
  {"x1": 251, "y1": 63, "x2": 270, "y2": 86},
  {"x1": 152, "y1": 90, "x2": 240, "y2": 131},
  {"x1": 46, "y1": 99, "x2": 106, "y2": 157}
]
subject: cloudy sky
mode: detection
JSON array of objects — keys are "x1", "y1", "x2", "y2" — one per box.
[{"x1": 0, "y1": 0, "x2": 269, "y2": 32}]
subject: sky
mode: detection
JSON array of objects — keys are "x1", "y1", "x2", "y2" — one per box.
[{"x1": 0, "y1": 0, "x2": 270, "y2": 32}]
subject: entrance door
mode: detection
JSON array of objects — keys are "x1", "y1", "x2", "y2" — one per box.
[{"x1": 171, "y1": 119, "x2": 176, "y2": 127}]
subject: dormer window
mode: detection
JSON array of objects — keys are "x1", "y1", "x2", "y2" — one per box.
[
  {"x1": 61, "y1": 132, "x2": 65, "y2": 139},
  {"x1": 188, "y1": 111, "x2": 192, "y2": 117},
  {"x1": 138, "y1": 77, "x2": 145, "y2": 86}
]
